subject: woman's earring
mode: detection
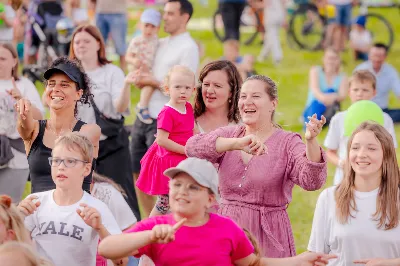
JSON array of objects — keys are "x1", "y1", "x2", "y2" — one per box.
[{"x1": 229, "y1": 99, "x2": 232, "y2": 103}]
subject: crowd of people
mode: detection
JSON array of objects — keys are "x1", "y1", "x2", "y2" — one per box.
[{"x1": 0, "y1": 0, "x2": 399, "y2": 266}]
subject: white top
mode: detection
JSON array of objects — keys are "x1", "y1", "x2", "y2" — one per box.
[
  {"x1": 350, "y1": 29, "x2": 372, "y2": 50},
  {"x1": 24, "y1": 190, "x2": 121, "y2": 266},
  {"x1": 92, "y1": 182, "x2": 137, "y2": 230},
  {"x1": 308, "y1": 186, "x2": 400, "y2": 266},
  {"x1": 148, "y1": 32, "x2": 199, "y2": 119},
  {"x1": 0, "y1": 5, "x2": 15, "y2": 41},
  {"x1": 328, "y1": 0, "x2": 353, "y2": 4},
  {"x1": 77, "y1": 64, "x2": 129, "y2": 140},
  {"x1": 0, "y1": 77, "x2": 44, "y2": 169},
  {"x1": 324, "y1": 110, "x2": 397, "y2": 185}
]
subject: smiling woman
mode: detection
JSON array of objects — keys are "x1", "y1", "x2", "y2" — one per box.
[
  {"x1": 16, "y1": 57, "x2": 101, "y2": 194},
  {"x1": 186, "y1": 74, "x2": 327, "y2": 258},
  {"x1": 308, "y1": 122, "x2": 400, "y2": 266}
]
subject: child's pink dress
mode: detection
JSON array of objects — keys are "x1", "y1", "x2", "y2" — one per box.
[{"x1": 137, "y1": 102, "x2": 194, "y2": 195}]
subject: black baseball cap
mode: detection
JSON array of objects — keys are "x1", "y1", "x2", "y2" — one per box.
[{"x1": 43, "y1": 63, "x2": 85, "y2": 90}]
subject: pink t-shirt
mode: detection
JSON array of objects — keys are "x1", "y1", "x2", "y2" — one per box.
[{"x1": 128, "y1": 213, "x2": 254, "y2": 265}]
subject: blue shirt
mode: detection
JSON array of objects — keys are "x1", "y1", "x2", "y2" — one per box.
[
  {"x1": 355, "y1": 62, "x2": 400, "y2": 109},
  {"x1": 305, "y1": 66, "x2": 345, "y2": 107}
]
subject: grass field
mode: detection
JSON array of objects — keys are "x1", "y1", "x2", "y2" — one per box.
[{"x1": 25, "y1": 1, "x2": 400, "y2": 254}]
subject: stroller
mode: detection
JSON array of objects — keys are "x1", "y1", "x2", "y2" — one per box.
[{"x1": 22, "y1": 0, "x2": 74, "y2": 84}]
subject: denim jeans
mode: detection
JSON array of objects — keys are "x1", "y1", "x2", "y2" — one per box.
[{"x1": 96, "y1": 13, "x2": 127, "y2": 55}]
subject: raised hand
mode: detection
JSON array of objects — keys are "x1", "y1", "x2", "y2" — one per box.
[
  {"x1": 7, "y1": 78, "x2": 22, "y2": 101},
  {"x1": 149, "y1": 218, "x2": 187, "y2": 244},
  {"x1": 237, "y1": 134, "x2": 267, "y2": 156},
  {"x1": 305, "y1": 114, "x2": 326, "y2": 140},
  {"x1": 76, "y1": 203, "x2": 102, "y2": 230},
  {"x1": 18, "y1": 195, "x2": 41, "y2": 217},
  {"x1": 14, "y1": 98, "x2": 32, "y2": 121}
]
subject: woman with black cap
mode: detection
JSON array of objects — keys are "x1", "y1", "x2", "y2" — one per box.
[
  {"x1": 16, "y1": 57, "x2": 101, "y2": 194},
  {"x1": 69, "y1": 24, "x2": 140, "y2": 220}
]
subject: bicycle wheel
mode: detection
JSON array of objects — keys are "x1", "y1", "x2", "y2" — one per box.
[
  {"x1": 363, "y1": 13, "x2": 394, "y2": 50},
  {"x1": 289, "y1": 3, "x2": 326, "y2": 51},
  {"x1": 212, "y1": 6, "x2": 262, "y2": 46}
]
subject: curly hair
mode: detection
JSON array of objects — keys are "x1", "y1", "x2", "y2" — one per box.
[
  {"x1": 194, "y1": 60, "x2": 242, "y2": 123},
  {"x1": 46, "y1": 57, "x2": 93, "y2": 117}
]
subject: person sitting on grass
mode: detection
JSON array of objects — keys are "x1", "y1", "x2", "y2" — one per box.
[{"x1": 17, "y1": 132, "x2": 127, "y2": 266}]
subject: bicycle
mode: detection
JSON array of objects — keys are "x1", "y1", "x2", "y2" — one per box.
[
  {"x1": 212, "y1": 1, "x2": 265, "y2": 46},
  {"x1": 287, "y1": 0, "x2": 395, "y2": 51}
]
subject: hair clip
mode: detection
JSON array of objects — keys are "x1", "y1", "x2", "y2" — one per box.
[{"x1": 0, "y1": 195, "x2": 12, "y2": 208}]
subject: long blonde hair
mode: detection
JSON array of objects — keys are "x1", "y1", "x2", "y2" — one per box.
[
  {"x1": 335, "y1": 122, "x2": 400, "y2": 230},
  {"x1": 0, "y1": 195, "x2": 31, "y2": 243},
  {"x1": 0, "y1": 241, "x2": 54, "y2": 266}
]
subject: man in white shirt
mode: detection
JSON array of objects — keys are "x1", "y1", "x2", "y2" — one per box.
[{"x1": 130, "y1": 0, "x2": 199, "y2": 218}]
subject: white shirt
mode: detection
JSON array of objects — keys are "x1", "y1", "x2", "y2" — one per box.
[
  {"x1": 77, "y1": 64, "x2": 128, "y2": 140},
  {"x1": 0, "y1": 77, "x2": 44, "y2": 169},
  {"x1": 350, "y1": 29, "x2": 372, "y2": 50},
  {"x1": 92, "y1": 182, "x2": 137, "y2": 230},
  {"x1": 24, "y1": 190, "x2": 121, "y2": 266},
  {"x1": 0, "y1": 5, "x2": 15, "y2": 41},
  {"x1": 324, "y1": 110, "x2": 397, "y2": 185},
  {"x1": 149, "y1": 32, "x2": 199, "y2": 119},
  {"x1": 308, "y1": 186, "x2": 400, "y2": 266}
]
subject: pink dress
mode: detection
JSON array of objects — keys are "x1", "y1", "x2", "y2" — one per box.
[
  {"x1": 137, "y1": 103, "x2": 194, "y2": 195},
  {"x1": 185, "y1": 125, "x2": 327, "y2": 258}
]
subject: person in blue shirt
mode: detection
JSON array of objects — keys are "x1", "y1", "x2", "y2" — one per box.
[{"x1": 355, "y1": 43, "x2": 400, "y2": 123}]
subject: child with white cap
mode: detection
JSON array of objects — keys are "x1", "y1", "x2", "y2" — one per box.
[
  {"x1": 99, "y1": 157, "x2": 336, "y2": 266},
  {"x1": 126, "y1": 8, "x2": 161, "y2": 124}
]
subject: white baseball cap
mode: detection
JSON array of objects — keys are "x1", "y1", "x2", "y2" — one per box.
[
  {"x1": 140, "y1": 8, "x2": 161, "y2": 27},
  {"x1": 164, "y1": 158, "x2": 220, "y2": 200}
]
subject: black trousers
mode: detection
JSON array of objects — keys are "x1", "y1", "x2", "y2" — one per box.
[
  {"x1": 219, "y1": 1, "x2": 246, "y2": 41},
  {"x1": 96, "y1": 128, "x2": 141, "y2": 221}
]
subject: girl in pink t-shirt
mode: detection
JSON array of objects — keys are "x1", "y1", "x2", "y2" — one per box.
[
  {"x1": 99, "y1": 158, "x2": 335, "y2": 266},
  {"x1": 136, "y1": 65, "x2": 196, "y2": 217}
]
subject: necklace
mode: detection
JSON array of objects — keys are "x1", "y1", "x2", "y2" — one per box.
[{"x1": 47, "y1": 119, "x2": 76, "y2": 138}]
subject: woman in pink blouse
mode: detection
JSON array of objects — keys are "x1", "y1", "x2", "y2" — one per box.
[{"x1": 185, "y1": 75, "x2": 327, "y2": 258}]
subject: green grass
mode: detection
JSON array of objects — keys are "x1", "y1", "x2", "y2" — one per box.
[{"x1": 25, "y1": 3, "x2": 400, "y2": 254}]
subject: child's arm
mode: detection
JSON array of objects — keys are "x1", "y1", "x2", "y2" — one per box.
[
  {"x1": 99, "y1": 219, "x2": 186, "y2": 260},
  {"x1": 234, "y1": 252, "x2": 336, "y2": 266},
  {"x1": 125, "y1": 52, "x2": 141, "y2": 68},
  {"x1": 156, "y1": 129, "x2": 185, "y2": 154},
  {"x1": 99, "y1": 231, "x2": 153, "y2": 259}
]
